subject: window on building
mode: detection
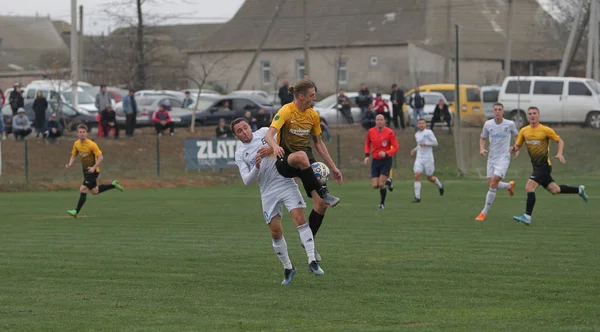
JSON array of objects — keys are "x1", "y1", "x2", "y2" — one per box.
[
  {"x1": 296, "y1": 59, "x2": 305, "y2": 81},
  {"x1": 260, "y1": 60, "x2": 271, "y2": 86},
  {"x1": 337, "y1": 60, "x2": 348, "y2": 85}
]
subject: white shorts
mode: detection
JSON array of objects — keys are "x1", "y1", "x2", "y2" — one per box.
[
  {"x1": 261, "y1": 187, "x2": 306, "y2": 224},
  {"x1": 413, "y1": 159, "x2": 435, "y2": 176},
  {"x1": 487, "y1": 160, "x2": 509, "y2": 179}
]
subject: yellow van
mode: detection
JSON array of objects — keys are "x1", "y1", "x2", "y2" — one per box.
[{"x1": 404, "y1": 84, "x2": 483, "y2": 116}]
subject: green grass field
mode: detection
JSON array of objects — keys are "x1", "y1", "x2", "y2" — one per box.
[{"x1": 1, "y1": 180, "x2": 599, "y2": 331}]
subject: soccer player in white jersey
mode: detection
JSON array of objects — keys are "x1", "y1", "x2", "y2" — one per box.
[
  {"x1": 410, "y1": 119, "x2": 444, "y2": 202},
  {"x1": 475, "y1": 103, "x2": 519, "y2": 221},
  {"x1": 231, "y1": 118, "x2": 324, "y2": 285}
]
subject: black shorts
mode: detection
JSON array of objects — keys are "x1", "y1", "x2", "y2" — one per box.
[
  {"x1": 530, "y1": 165, "x2": 553, "y2": 188},
  {"x1": 371, "y1": 157, "x2": 393, "y2": 178},
  {"x1": 82, "y1": 171, "x2": 99, "y2": 190},
  {"x1": 275, "y1": 154, "x2": 317, "y2": 197}
]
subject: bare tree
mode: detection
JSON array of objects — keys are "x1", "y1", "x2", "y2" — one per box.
[{"x1": 186, "y1": 53, "x2": 229, "y2": 133}]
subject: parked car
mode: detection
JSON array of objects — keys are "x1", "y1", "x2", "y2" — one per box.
[
  {"x1": 498, "y1": 76, "x2": 600, "y2": 129},
  {"x1": 24, "y1": 81, "x2": 99, "y2": 115},
  {"x1": 195, "y1": 95, "x2": 276, "y2": 126},
  {"x1": 267, "y1": 91, "x2": 283, "y2": 110},
  {"x1": 230, "y1": 90, "x2": 274, "y2": 107},
  {"x1": 481, "y1": 85, "x2": 501, "y2": 119},
  {"x1": 1, "y1": 100, "x2": 97, "y2": 133},
  {"x1": 182, "y1": 88, "x2": 221, "y2": 97},
  {"x1": 405, "y1": 92, "x2": 453, "y2": 125},
  {"x1": 114, "y1": 96, "x2": 193, "y2": 128},
  {"x1": 404, "y1": 84, "x2": 482, "y2": 117},
  {"x1": 313, "y1": 92, "x2": 391, "y2": 125}
]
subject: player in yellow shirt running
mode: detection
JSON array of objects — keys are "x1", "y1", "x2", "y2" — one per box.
[
  {"x1": 65, "y1": 124, "x2": 123, "y2": 217},
  {"x1": 510, "y1": 107, "x2": 588, "y2": 225}
]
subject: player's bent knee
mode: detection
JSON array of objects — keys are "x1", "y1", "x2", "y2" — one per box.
[{"x1": 289, "y1": 152, "x2": 310, "y2": 168}]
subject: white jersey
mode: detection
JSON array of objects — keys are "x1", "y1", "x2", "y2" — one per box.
[
  {"x1": 414, "y1": 129, "x2": 438, "y2": 161},
  {"x1": 235, "y1": 127, "x2": 298, "y2": 196},
  {"x1": 481, "y1": 119, "x2": 518, "y2": 163}
]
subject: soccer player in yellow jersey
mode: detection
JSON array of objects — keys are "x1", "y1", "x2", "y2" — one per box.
[
  {"x1": 264, "y1": 80, "x2": 343, "y2": 259},
  {"x1": 509, "y1": 107, "x2": 588, "y2": 225},
  {"x1": 64, "y1": 124, "x2": 124, "y2": 217}
]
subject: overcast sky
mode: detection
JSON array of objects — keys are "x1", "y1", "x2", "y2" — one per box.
[{"x1": 0, "y1": 0, "x2": 245, "y2": 35}]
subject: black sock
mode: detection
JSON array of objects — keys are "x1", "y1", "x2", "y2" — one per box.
[
  {"x1": 559, "y1": 185, "x2": 579, "y2": 194},
  {"x1": 308, "y1": 209, "x2": 324, "y2": 237},
  {"x1": 76, "y1": 193, "x2": 87, "y2": 213},
  {"x1": 299, "y1": 167, "x2": 325, "y2": 198},
  {"x1": 98, "y1": 184, "x2": 115, "y2": 193},
  {"x1": 526, "y1": 192, "x2": 536, "y2": 216},
  {"x1": 380, "y1": 188, "x2": 387, "y2": 205}
]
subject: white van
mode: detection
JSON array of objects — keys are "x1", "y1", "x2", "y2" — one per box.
[
  {"x1": 498, "y1": 76, "x2": 600, "y2": 128},
  {"x1": 24, "y1": 81, "x2": 99, "y2": 115}
]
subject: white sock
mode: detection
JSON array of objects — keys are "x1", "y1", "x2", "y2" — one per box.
[
  {"x1": 482, "y1": 188, "x2": 497, "y2": 214},
  {"x1": 272, "y1": 236, "x2": 292, "y2": 270},
  {"x1": 414, "y1": 181, "x2": 422, "y2": 199},
  {"x1": 297, "y1": 223, "x2": 316, "y2": 263},
  {"x1": 498, "y1": 181, "x2": 511, "y2": 189},
  {"x1": 433, "y1": 178, "x2": 442, "y2": 189}
]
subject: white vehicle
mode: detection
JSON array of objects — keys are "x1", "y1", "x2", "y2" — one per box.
[
  {"x1": 405, "y1": 92, "x2": 453, "y2": 126},
  {"x1": 481, "y1": 85, "x2": 501, "y2": 119},
  {"x1": 313, "y1": 92, "x2": 391, "y2": 125},
  {"x1": 498, "y1": 76, "x2": 600, "y2": 129},
  {"x1": 181, "y1": 88, "x2": 221, "y2": 97},
  {"x1": 231, "y1": 90, "x2": 269, "y2": 99},
  {"x1": 24, "y1": 81, "x2": 99, "y2": 116}
]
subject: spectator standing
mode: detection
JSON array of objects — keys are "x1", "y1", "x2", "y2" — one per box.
[
  {"x1": 390, "y1": 84, "x2": 406, "y2": 129},
  {"x1": 408, "y1": 87, "x2": 425, "y2": 129},
  {"x1": 33, "y1": 91, "x2": 48, "y2": 138},
  {"x1": 278, "y1": 79, "x2": 294, "y2": 105},
  {"x1": 9, "y1": 83, "x2": 24, "y2": 116},
  {"x1": 183, "y1": 91, "x2": 193, "y2": 108},
  {"x1": 95, "y1": 85, "x2": 113, "y2": 113},
  {"x1": 12, "y1": 108, "x2": 32, "y2": 140},
  {"x1": 356, "y1": 83, "x2": 372, "y2": 119},
  {"x1": 122, "y1": 89, "x2": 138, "y2": 137},
  {"x1": 337, "y1": 89, "x2": 353, "y2": 124}
]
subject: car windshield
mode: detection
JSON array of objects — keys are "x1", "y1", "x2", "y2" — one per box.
[
  {"x1": 63, "y1": 91, "x2": 96, "y2": 104},
  {"x1": 586, "y1": 80, "x2": 600, "y2": 94},
  {"x1": 482, "y1": 90, "x2": 500, "y2": 102},
  {"x1": 188, "y1": 99, "x2": 214, "y2": 110},
  {"x1": 137, "y1": 98, "x2": 157, "y2": 106},
  {"x1": 315, "y1": 94, "x2": 338, "y2": 108},
  {"x1": 424, "y1": 95, "x2": 443, "y2": 104}
]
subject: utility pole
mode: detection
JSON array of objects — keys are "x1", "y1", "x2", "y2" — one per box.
[
  {"x1": 504, "y1": 0, "x2": 513, "y2": 78},
  {"x1": 303, "y1": 0, "x2": 310, "y2": 78},
  {"x1": 559, "y1": 1, "x2": 586, "y2": 77},
  {"x1": 236, "y1": 0, "x2": 285, "y2": 90},
  {"x1": 79, "y1": 5, "x2": 84, "y2": 82},
  {"x1": 453, "y1": 24, "x2": 465, "y2": 177},
  {"x1": 70, "y1": 0, "x2": 78, "y2": 110},
  {"x1": 594, "y1": 0, "x2": 600, "y2": 80},
  {"x1": 587, "y1": 0, "x2": 596, "y2": 78},
  {"x1": 443, "y1": 0, "x2": 451, "y2": 82}
]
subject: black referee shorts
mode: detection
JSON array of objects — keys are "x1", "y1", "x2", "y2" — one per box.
[
  {"x1": 530, "y1": 165, "x2": 554, "y2": 189},
  {"x1": 371, "y1": 157, "x2": 393, "y2": 178}
]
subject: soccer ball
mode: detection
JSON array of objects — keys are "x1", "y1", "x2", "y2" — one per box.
[{"x1": 311, "y1": 162, "x2": 330, "y2": 185}]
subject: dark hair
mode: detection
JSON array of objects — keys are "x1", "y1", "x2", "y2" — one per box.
[
  {"x1": 418, "y1": 118, "x2": 426, "y2": 122},
  {"x1": 493, "y1": 102, "x2": 504, "y2": 109},
  {"x1": 230, "y1": 117, "x2": 249, "y2": 132},
  {"x1": 100, "y1": 84, "x2": 107, "y2": 89},
  {"x1": 288, "y1": 79, "x2": 316, "y2": 97},
  {"x1": 376, "y1": 93, "x2": 382, "y2": 97},
  {"x1": 129, "y1": 89, "x2": 135, "y2": 93},
  {"x1": 77, "y1": 124, "x2": 89, "y2": 131},
  {"x1": 528, "y1": 106, "x2": 540, "y2": 113},
  {"x1": 392, "y1": 83, "x2": 398, "y2": 88},
  {"x1": 185, "y1": 91, "x2": 190, "y2": 94}
]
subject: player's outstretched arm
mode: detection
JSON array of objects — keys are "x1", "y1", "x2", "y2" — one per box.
[
  {"x1": 235, "y1": 153, "x2": 258, "y2": 185},
  {"x1": 312, "y1": 135, "x2": 343, "y2": 184},
  {"x1": 264, "y1": 127, "x2": 284, "y2": 158}
]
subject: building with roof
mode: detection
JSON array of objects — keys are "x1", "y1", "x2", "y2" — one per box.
[
  {"x1": 186, "y1": 0, "x2": 568, "y2": 94},
  {"x1": 0, "y1": 16, "x2": 70, "y2": 89}
]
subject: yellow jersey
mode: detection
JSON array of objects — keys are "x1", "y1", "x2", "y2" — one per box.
[
  {"x1": 270, "y1": 102, "x2": 322, "y2": 159},
  {"x1": 72, "y1": 138, "x2": 102, "y2": 173},
  {"x1": 515, "y1": 124, "x2": 560, "y2": 167}
]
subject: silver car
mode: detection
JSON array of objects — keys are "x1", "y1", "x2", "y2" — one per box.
[
  {"x1": 313, "y1": 92, "x2": 392, "y2": 125},
  {"x1": 115, "y1": 96, "x2": 193, "y2": 127}
]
